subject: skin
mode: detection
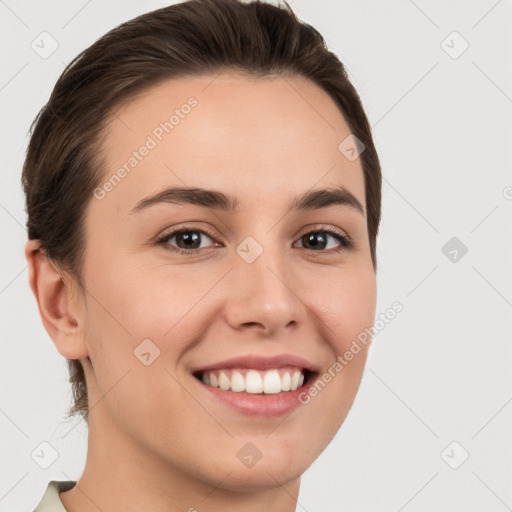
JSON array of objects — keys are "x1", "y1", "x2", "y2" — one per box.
[{"x1": 25, "y1": 72, "x2": 377, "y2": 512}]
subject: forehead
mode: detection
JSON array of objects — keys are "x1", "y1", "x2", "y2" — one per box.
[{"x1": 96, "y1": 72, "x2": 365, "y2": 213}]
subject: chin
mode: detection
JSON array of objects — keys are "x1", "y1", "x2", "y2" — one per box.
[
  {"x1": 210, "y1": 460, "x2": 305, "y2": 493},
  {"x1": 198, "y1": 437, "x2": 313, "y2": 492}
]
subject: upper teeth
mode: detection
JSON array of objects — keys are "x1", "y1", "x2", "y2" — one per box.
[{"x1": 200, "y1": 368, "x2": 305, "y2": 394}]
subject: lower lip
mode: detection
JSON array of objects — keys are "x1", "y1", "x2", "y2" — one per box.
[{"x1": 193, "y1": 374, "x2": 316, "y2": 417}]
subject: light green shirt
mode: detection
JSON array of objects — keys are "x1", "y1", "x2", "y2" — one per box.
[{"x1": 33, "y1": 481, "x2": 76, "y2": 512}]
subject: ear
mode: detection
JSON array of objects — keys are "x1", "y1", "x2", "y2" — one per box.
[{"x1": 25, "y1": 239, "x2": 89, "y2": 360}]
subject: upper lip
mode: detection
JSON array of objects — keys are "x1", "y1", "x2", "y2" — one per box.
[{"x1": 191, "y1": 353, "x2": 319, "y2": 374}]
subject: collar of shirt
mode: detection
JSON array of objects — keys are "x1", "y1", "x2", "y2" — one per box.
[{"x1": 34, "y1": 480, "x2": 76, "y2": 512}]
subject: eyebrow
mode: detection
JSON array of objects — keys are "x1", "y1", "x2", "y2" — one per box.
[{"x1": 129, "y1": 185, "x2": 365, "y2": 216}]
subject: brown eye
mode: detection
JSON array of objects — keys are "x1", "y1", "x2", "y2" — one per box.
[
  {"x1": 172, "y1": 230, "x2": 203, "y2": 250},
  {"x1": 156, "y1": 228, "x2": 219, "y2": 254},
  {"x1": 294, "y1": 229, "x2": 352, "y2": 252}
]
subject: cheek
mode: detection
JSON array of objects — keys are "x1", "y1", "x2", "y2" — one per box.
[
  {"x1": 303, "y1": 263, "x2": 375, "y2": 401},
  {"x1": 84, "y1": 250, "x2": 201, "y2": 339},
  {"x1": 80, "y1": 259, "x2": 221, "y2": 398},
  {"x1": 308, "y1": 263, "x2": 377, "y2": 353},
  {"x1": 80, "y1": 272, "x2": 195, "y2": 440}
]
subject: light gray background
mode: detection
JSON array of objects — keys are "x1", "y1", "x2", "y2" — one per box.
[{"x1": 1, "y1": 0, "x2": 511, "y2": 511}]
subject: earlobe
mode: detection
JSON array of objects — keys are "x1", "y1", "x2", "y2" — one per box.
[{"x1": 24, "y1": 239, "x2": 89, "y2": 360}]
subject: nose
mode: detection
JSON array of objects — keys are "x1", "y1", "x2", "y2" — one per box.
[{"x1": 223, "y1": 244, "x2": 307, "y2": 336}]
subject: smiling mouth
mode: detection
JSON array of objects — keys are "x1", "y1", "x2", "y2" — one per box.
[{"x1": 193, "y1": 366, "x2": 314, "y2": 394}]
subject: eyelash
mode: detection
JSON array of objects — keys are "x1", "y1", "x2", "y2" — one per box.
[{"x1": 155, "y1": 224, "x2": 354, "y2": 255}]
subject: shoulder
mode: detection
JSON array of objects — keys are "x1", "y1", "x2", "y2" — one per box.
[{"x1": 33, "y1": 480, "x2": 76, "y2": 512}]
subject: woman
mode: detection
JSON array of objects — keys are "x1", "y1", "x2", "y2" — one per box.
[{"x1": 24, "y1": 0, "x2": 382, "y2": 510}]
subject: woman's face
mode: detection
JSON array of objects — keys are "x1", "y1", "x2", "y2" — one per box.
[{"x1": 79, "y1": 72, "x2": 376, "y2": 490}]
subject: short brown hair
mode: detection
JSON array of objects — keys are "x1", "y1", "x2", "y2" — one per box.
[{"x1": 22, "y1": 0, "x2": 382, "y2": 424}]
